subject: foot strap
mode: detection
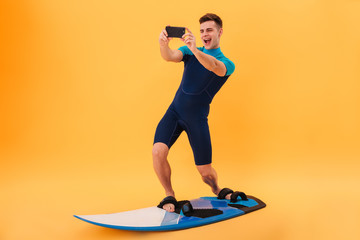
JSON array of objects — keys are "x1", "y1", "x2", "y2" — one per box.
[
  {"x1": 157, "y1": 196, "x2": 178, "y2": 209},
  {"x1": 217, "y1": 188, "x2": 234, "y2": 199},
  {"x1": 180, "y1": 200, "x2": 194, "y2": 217},
  {"x1": 230, "y1": 191, "x2": 248, "y2": 202}
]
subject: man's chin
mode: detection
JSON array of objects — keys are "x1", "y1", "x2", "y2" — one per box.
[{"x1": 203, "y1": 42, "x2": 219, "y2": 50}]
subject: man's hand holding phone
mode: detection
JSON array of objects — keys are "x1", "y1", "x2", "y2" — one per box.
[
  {"x1": 159, "y1": 26, "x2": 197, "y2": 62},
  {"x1": 159, "y1": 28, "x2": 171, "y2": 47},
  {"x1": 181, "y1": 28, "x2": 197, "y2": 52},
  {"x1": 159, "y1": 26, "x2": 185, "y2": 46},
  {"x1": 160, "y1": 26, "x2": 197, "y2": 52}
]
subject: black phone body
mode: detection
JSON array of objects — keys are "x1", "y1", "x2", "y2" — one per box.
[{"x1": 166, "y1": 26, "x2": 185, "y2": 38}]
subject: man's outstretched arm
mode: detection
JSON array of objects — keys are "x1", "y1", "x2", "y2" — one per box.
[
  {"x1": 192, "y1": 49, "x2": 227, "y2": 77},
  {"x1": 159, "y1": 29, "x2": 183, "y2": 62}
]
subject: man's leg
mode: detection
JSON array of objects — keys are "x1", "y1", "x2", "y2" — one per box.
[
  {"x1": 196, "y1": 164, "x2": 232, "y2": 199},
  {"x1": 152, "y1": 142, "x2": 176, "y2": 212},
  {"x1": 185, "y1": 120, "x2": 232, "y2": 199}
]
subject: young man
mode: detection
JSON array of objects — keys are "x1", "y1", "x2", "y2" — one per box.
[{"x1": 153, "y1": 13, "x2": 245, "y2": 212}]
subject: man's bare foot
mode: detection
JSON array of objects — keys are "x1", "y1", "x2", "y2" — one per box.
[
  {"x1": 225, "y1": 193, "x2": 232, "y2": 200},
  {"x1": 218, "y1": 188, "x2": 247, "y2": 202},
  {"x1": 217, "y1": 188, "x2": 235, "y2": 200},
  {"x1": 162, "y1": 203, "x2": 175, "y2": 212},
  {"x1": 158, "y1": 195, "x2": 177, "y2": 212}
]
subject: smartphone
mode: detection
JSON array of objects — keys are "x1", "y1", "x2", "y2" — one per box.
[{"x1": 165, "y1": 26, "x2": 185, "y2": 38}]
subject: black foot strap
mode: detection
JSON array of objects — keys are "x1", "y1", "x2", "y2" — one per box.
[
  {"x1": 180, "y1": 201, "x2": 223, "y2": 218},
  {"x1": 230, "y1": 191, "x2": 248, "y2": 202},
  {"x1": 217, "y1": 188, "x2": 234, "y2": 199},
  {"x1": 180, "y1": 201, "x2": 194, "y2": 217},
  {"x1": 157, "y1": 196, "x2": 178, "y2": 209}
]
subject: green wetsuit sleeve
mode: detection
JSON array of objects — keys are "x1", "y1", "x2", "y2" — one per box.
[
  {"x1": 220, "y1": 57, "x2": 235, "y2": 76},
  {"x1": 178, "y1": 45, "x2": 193, "y2": 56}
]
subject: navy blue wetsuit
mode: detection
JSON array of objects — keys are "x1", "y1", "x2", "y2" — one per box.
[{"x1": 154, "y1": 45, "x2": 235, "y2": 165}]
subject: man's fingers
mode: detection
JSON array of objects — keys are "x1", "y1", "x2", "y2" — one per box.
[
  {"x1": 186, "y1": 27, "x2": 192, "y2": 34},
  {"x1": 184, "y1": 37, "x2": 193, "y2": 43},
  {"x1": 163, "y1": 29, "x2": 168, "y2": 37},
  {"x1": 182, "y1": 33, "x2": 192, "y2": 38}
]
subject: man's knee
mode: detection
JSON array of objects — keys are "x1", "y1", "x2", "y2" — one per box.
[
  {"x1": 197, "y1": 164, "x2": 213, "y2": 179},
  {"x1": 152, "y1": 142, "x2": 169, "y2": 160}
]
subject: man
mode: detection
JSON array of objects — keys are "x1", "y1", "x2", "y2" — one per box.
[{"x1": 153, "y1": 13, "x2": 244, "y2": 212}]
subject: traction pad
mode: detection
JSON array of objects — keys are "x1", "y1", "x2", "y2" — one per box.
[{"x1": 176, "y1": 201, "x2": 223, "y2": 218}]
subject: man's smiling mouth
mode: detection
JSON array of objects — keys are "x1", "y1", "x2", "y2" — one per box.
[{"x1": 204, "y1": 39, "x2": 211, "y2": 44}]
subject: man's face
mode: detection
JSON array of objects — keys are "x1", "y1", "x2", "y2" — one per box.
[{"x1": 200, "y1": 21, "x2": 223, "y2": 49}]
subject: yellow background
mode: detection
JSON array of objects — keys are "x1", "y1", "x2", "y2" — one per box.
[{"x1": 1, "y1": 0, "x2": 359, "y2": 239}]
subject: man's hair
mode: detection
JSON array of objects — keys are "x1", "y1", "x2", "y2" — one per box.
[{"x1": 199, "y1": 13, "x2": 223, "y2": 29}]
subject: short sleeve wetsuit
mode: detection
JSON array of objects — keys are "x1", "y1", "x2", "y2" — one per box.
[{"x1": 154, "y1": 45, "x2": 235, "y2": 165}]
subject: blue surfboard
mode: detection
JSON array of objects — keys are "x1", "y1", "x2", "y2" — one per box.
[{"x1": 74, "y1": 195, "x2": 266, "y2": 231}]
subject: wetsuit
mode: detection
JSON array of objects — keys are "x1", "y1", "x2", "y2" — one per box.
[{"x1": 154, "y1": 45, "x2": 235, "y2": 165}]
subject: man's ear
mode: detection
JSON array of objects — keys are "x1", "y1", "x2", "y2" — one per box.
[{"x1": 218, "y1": 28, "x2": 223, "y2": 37}]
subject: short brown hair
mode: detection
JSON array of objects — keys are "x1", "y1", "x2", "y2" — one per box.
[{"x1": 199, "y1": 13, "x2": 223, "y2": 29}]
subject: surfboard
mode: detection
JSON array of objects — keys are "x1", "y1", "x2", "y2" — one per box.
[{"x1": 74, "y1": 195, "x2": 266, "y2": 231}]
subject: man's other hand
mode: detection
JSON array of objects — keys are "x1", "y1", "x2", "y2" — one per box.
[{"x1": 182, "y1": 28, "x2": 197, "y2": 52}]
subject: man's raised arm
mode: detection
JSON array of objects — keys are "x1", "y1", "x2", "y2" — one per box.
[{"x1": 159, "y1": 29, "x2": 183, "y2": 62}]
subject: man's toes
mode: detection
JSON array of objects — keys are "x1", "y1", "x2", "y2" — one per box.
[
  {"x1": 169, "y1": 204, "x2": 175, "y2": 212},
  {"x1": 225, "y1": 193, "x2": 232, "y2": 200},
  {"x1": 163, "y1": 203, "x2": 175, "y2": 212}
]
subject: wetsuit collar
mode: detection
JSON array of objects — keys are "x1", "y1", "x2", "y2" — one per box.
[{"x1": 203, "y1": 47, "x2": 221, "y2": 56}]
